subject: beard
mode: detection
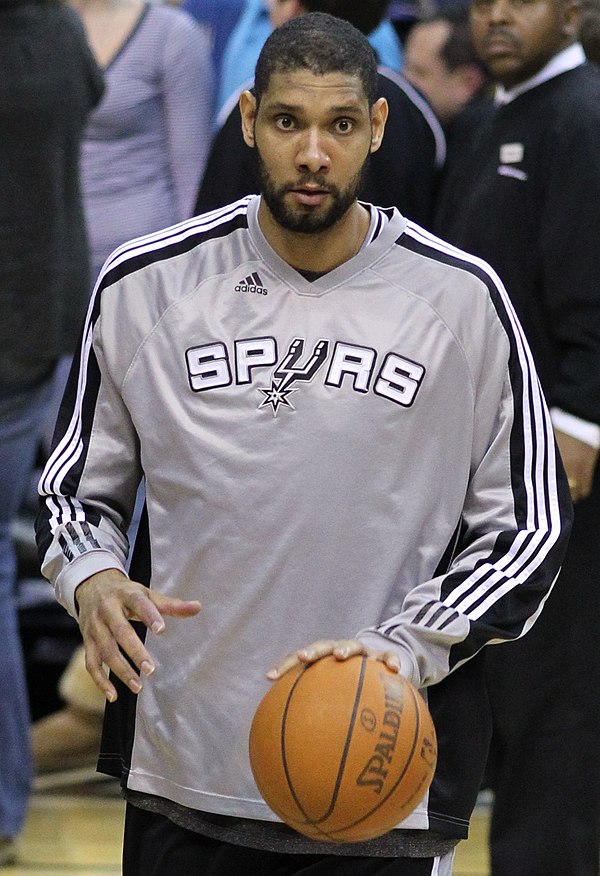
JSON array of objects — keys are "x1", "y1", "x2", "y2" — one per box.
[{"x1": 254, "y1": 147, "x2": 369, "y2": 234}]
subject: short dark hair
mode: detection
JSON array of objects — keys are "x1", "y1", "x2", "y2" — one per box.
[
  {"x1": 301, "y1": 0, "x2": 390, "y2": 36},
  {"x1": 254, "y1": 12, "x2": 379, "y2": 107}
]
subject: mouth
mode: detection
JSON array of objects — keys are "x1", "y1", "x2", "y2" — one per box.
[
  {"x1": 288, "y1": 184, "x2": 330, "y2": 207},
  {"x1": 481, "y1": 31, "x2": 520, "y2": 58}
]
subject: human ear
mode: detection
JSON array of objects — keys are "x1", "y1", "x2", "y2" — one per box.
[
  {"x1": 370, "y1": 97, "x2": 389, "y2": 154},
  {"x1": 239, "y1": 90, "x2": 258, "y2": 148}
]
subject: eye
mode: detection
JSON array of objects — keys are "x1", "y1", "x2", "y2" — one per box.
[
  {"x1": 275, "y1": 115, "x2": 295, "y2": 130},
  {"x1": 334, "y1": 118, "x2": 354, "y2": 134}
]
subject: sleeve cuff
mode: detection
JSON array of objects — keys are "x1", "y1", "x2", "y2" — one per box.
[
  {"x1": 54, "y1": 549, "x2": 128, "y2": 619},
  {"x1": 550, "y1": 407, "x2": 600, "y2": 449}
]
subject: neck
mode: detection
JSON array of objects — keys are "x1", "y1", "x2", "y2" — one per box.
[{"x1": 257, "y1": 200, "x2": 371, "y2": 273}]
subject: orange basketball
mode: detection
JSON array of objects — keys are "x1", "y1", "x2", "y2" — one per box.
[{"x1": 249, "y1": 654, "x2": 437, "y2": 843}]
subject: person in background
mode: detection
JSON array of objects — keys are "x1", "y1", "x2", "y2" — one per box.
[
  {"x1": 402, "y1": 4, "x2": 489, "y2": 125},
  {"x1": 30, "y1": 0, "x2": 214, "y2": 778},
  {"x1": 215, "y1": 0, "x2": 404, "y2": 118},
  {"x1": 68, "y1": 0, "x2": 214, "y2": 284},
  {"x1": 434, "y1": 0, "x2": 600, "y2": 872},
  {"x1": 0, "y1": 0, "x2": 103, "y2": 864},
  {"x1": 36, "y1": 11, "x2": 571, "y2": 875},
  {"x1": 195, "y1": 0, "x2": 445, "y2": 226}
]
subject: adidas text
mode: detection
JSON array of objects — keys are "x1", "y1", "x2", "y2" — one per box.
[
  {"x1": 235, "y1": 272, "x2": 268, "y2": 296},
  {"x1": 235, "y1": 282, "x2": 268, "y2": 296}
]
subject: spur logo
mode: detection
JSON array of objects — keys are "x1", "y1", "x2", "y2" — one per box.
[{"x1": 185, "y1": 335, "x2": 426, "y2": 416}]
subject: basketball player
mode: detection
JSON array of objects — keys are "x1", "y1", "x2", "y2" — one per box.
[{"x1": 36, "y1": 13, "x2": 572, "y2": 876}]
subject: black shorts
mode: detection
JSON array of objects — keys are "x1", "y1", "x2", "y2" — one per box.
[{"x1": 122, "y1": 803, "x2": 455, "y2": 875}]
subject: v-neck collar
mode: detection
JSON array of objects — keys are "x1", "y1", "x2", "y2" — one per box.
[
  {"x1": 104, "y1": 2, "x2": 149, "y2": 72},
  {"x1": 246, "y1": 196, "x2": 406, "y2": 297}
]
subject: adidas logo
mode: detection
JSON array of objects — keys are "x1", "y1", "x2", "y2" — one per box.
[{"x1": 235, "y1": 272, "x2": 268, "y2": 296}]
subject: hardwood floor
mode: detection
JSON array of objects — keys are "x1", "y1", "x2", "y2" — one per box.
[
  {"x1": 454, "y1": 807, "x2": 491, "y2": 876},
  {"x1": 4, "y1": 776, "x2": 490, "y2": 875}
]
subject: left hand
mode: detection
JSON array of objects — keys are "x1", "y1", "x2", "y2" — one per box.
[
  {"x1": 554, "y1": 428, "x2": 598, "y2": 503},
  {"x1": 267, "y1": 638, "x2": 400, "y2": 680}
]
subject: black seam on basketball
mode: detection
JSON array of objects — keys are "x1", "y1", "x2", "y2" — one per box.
[
  {"x1": 280, "y1": 657, "x2": 369, "y2": 841},
  {"x1": 279, "y1": 664, "x2": 340, "y2": 841},
  {"x1": 280, "y1": 667, "x2": 308, "y2": 824},
  {"x1": 323, "y1": 681, "x2": 426, "y2": 838},
  {"x1": 311, "y1": 655, "x2": 368, "y2": 824}
]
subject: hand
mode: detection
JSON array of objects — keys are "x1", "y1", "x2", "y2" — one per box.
[
  {"x1": 75, "y1": 569, "x2": 202, "y2": 703},
  {"x1": 267, "y1": 638, "x2": 400, "y2": 680},
  {"x1": 554, "y1": 429, "x2": 598, "y2": 503}
]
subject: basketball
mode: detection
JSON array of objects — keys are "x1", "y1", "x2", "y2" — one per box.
[{"x1": 249, "y1": 654, "x2": 437, "y2": 843}]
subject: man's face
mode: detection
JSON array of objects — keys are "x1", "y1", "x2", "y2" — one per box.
[
  {"x1": 404, "y1": 21, "x2": 467, "y2": 122},
  {"x1": 470, "y1": 0, "x2": 578, "y2": 88},
  {"x1": 240, "y1": 69, "x2": 387, "y2": 235}
]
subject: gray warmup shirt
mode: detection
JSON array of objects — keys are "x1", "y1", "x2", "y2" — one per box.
[{"x1": 37, "y1": 196, "x2": 571, "y2": 848}]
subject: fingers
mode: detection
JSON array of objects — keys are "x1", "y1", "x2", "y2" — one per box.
[
  {"x1": 129, "y1": 590, "x2": 202, "y2": 630},
  {"x1": 84, "y1": 594, "x2": 159, "y2": 700},
  {"x1": 84, "y1": 641, "x2": 117, "y2": 703},
  {"x1": 266, "y1": 651, "x2": 303, "y2": 680},
  {"x1": 301, "y1": 638, "x2": 344, "y2": 662},
  {"x1": 571, "y1": 473, "x2": 593, "y2": 503},
  {"x1": 567, "y1": 474, "x2": 591, "y2": 504},
  {"x1": 77, "y1": 573, "x2": 202, "y2": 702},
  {"x1": 554, "y1": 429, "x2": 598, "y2": 504},
  {"x1": 331, "y1": 642, "x2": 400, "y2": 673},
  {"x1": 267, "y1": 638, "x2": 341, "y2": 679},
  {"x1": 377, "y1": 650, "x2": 401, "y2": 673},
  {"x1": 123, "y1": 588, "x2": 168, "y2": 632},
  {"x1": 84, "y1": 634, "x2": 149, "y2": 704},
  {"x1": 267, "y1": 639, "x2": 401, "y2": 680}
]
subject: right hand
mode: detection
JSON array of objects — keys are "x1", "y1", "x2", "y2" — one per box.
[
  {"x1": 75, "y1": 569, "x2": 202, "y2": 703},
  {"x1": 554, "y1": 428, "x2": 598, "y2": 503}
]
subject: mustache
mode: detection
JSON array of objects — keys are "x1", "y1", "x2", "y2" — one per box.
[
  {"x1": 289, "y1": 175, "x2": 332, "y2": 190},
  {"x1": 481, "y1": 27, "x2": 522, "y2": 50}
]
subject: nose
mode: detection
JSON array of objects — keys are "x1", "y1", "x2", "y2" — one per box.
[
  {"x1": 488, "y1": 0, "x2": 513, "y2": 24},
  {"x1": 296, "y1": 126, "x2": 330, "y2": 174}
]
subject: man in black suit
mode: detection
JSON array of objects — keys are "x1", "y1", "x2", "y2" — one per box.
[{"x1": 435, "y1": 0, "x2": 600, "y2": 873}]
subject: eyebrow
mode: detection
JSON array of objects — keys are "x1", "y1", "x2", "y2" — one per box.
[{"x1": 265, "y1": 101, "x2": 367, "y2": 115}]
